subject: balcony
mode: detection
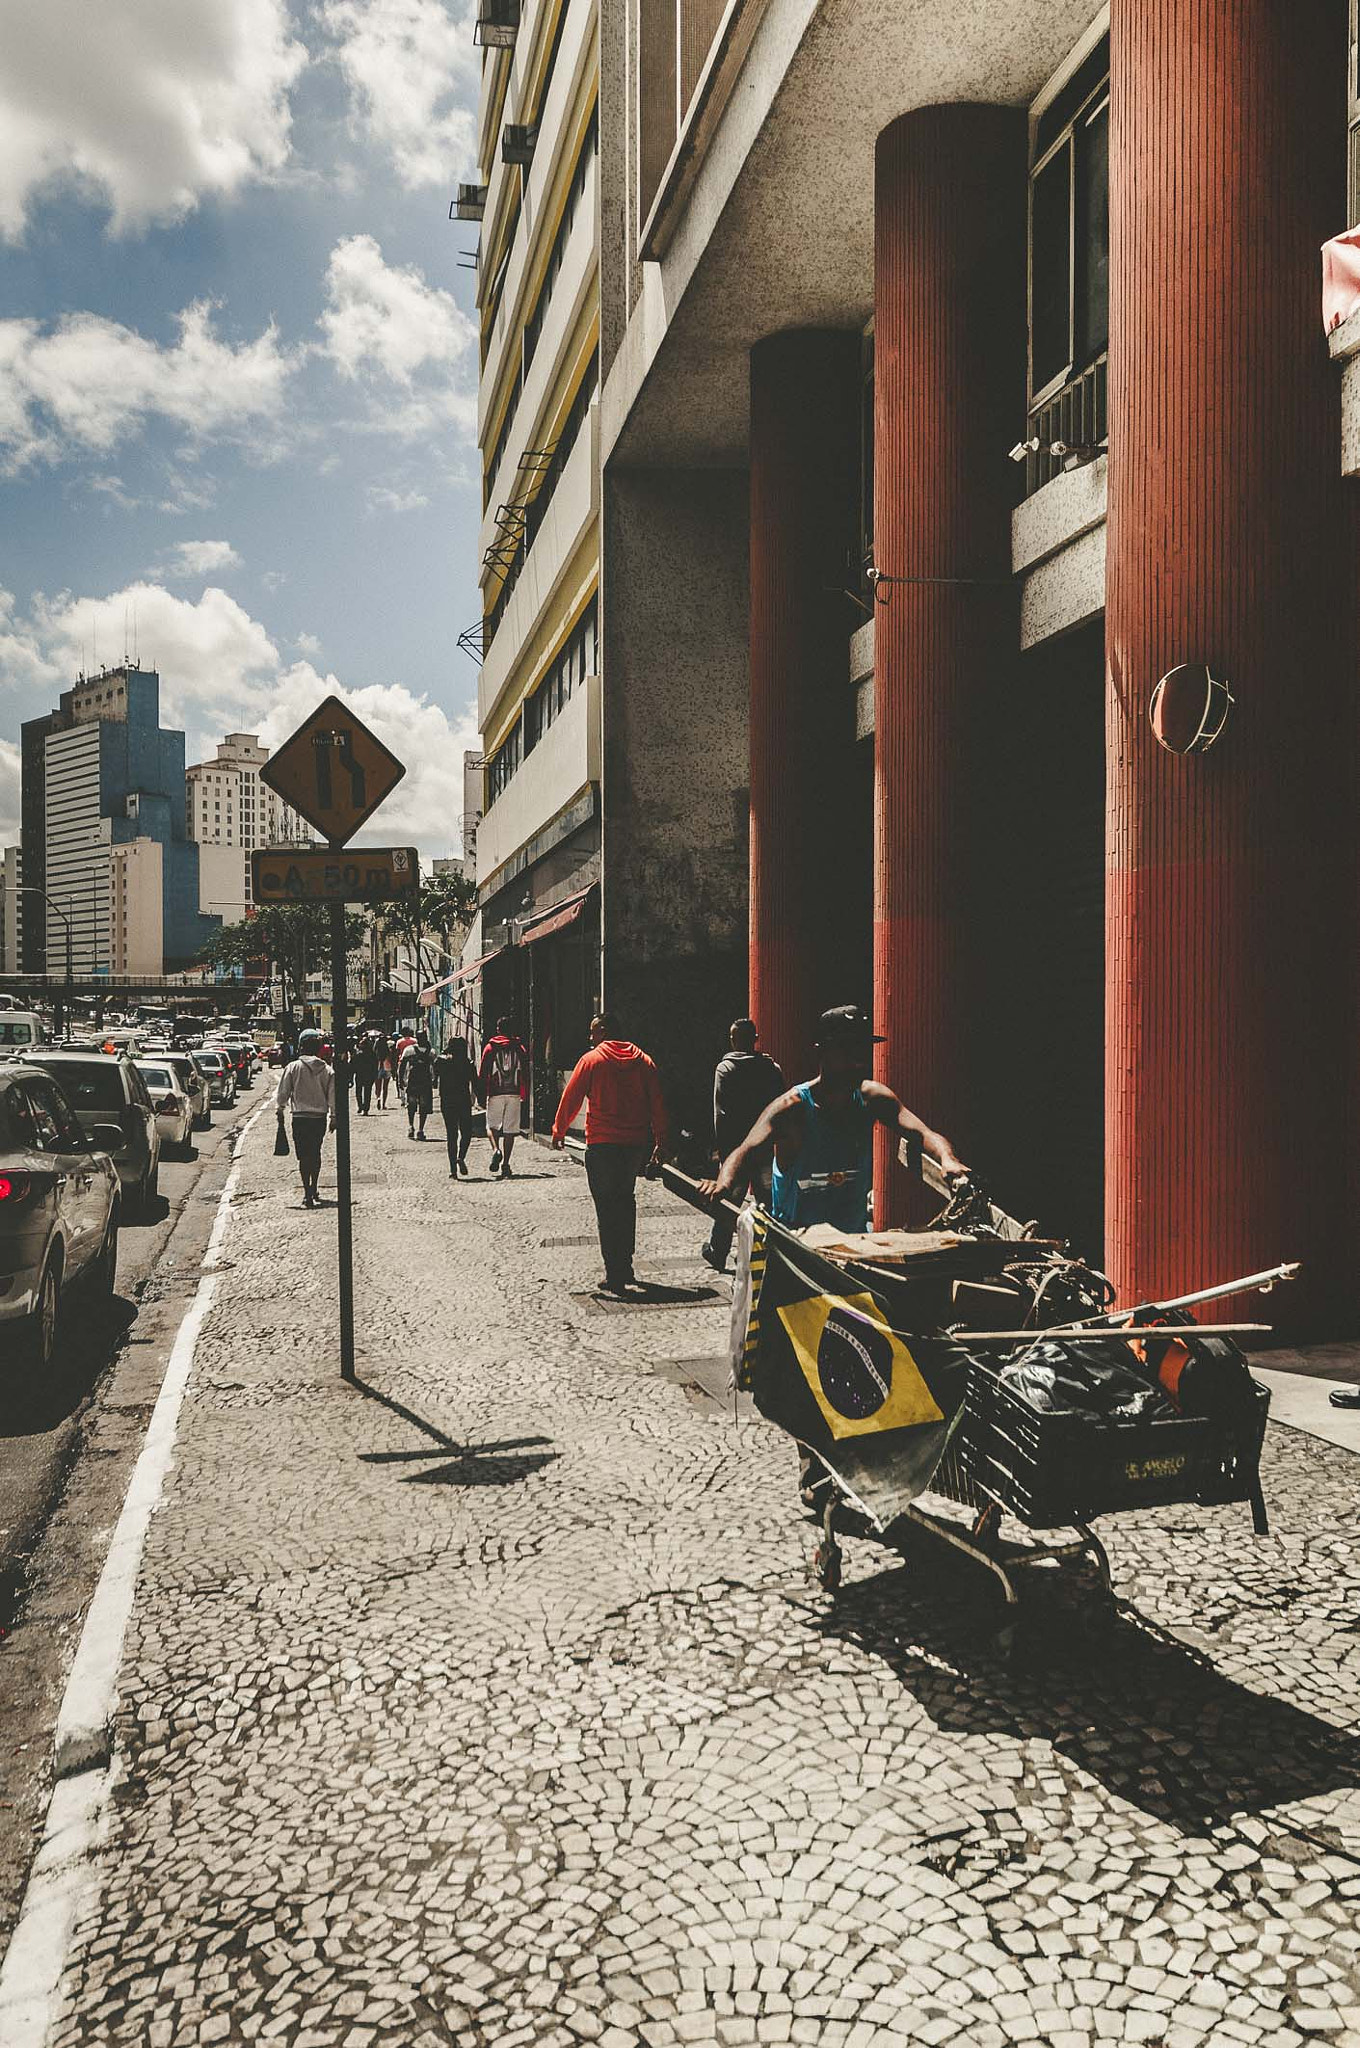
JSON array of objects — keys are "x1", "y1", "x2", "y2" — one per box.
[
  {"x1": 475, "y1": 0, "x2": 521, "y2": 46},
  {"x1": 1017, "y1": 354, "x2": 1107, "y2": 499}
]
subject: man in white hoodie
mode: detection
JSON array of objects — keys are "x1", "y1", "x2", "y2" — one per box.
[{"x1": 276, "y1": 1029, "x2": 335, "y2": 1208}]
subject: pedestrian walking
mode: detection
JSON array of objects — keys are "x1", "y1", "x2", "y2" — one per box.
[
  {"x1": 434, "y1": 1037, "x2": 476, "y2": 1176},
  {"x1": 400, "y1": 1030, "x2": 434, "y2": 1139},
  {"x1": 551, "y1": 1014, "x2": 667, "y2": 1295},
  {"x1": 276, "y1": 1028, "x2": 335, "y2": 1208},
  {"x1": 393, "y1": 1027, "x2": 415, "y2": 1108},
  {"x1": 478, "y1": 1016, "x2": 530, "y2": 1177},
  {"x1": 352, "y1": 1030, "x2": 378, "y2": 1116},
  {"x1": 373, "y1": 1033, "x2": 392, "y2": 1109},
  {"x1": 700, "y1": 1017, "x2": 785, "y2": 1272}
]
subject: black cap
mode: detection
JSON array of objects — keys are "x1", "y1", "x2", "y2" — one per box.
[{"x1": 816, "y1": 1004, "x2": 886, "y2": 1045}]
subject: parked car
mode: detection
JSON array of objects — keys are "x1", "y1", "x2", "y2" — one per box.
[
  {"x1": 17, "y1": 1050, "x2": 161, "y2": 1213},
  {"x1": 0, "y1": 1062, "x2": 121, "y2": 1368},
  {"x1": 206, "y1": 1037, "x2": 255, "y2": 1087},
  {"x1": 135, "y1": 1061, "x2": 194, "y2": 1158},
  {"x1": 266, "y1": 1043, "x2": 288, "y2": 1067},
  {"x1": 0, "y1": 1011, "x2": 48, "y2": 1052},
  {"x1": 193, "y1": 1049, "x2": 237, "y2": 1108},
  {"x1": 164, "y1": 1053, "x2": 211, "y2": 1130}
]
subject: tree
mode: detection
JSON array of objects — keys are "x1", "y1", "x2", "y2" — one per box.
[
  {"x1": 376, "y1": 863, "x2": 476, "y2": 996},
  {"x1": 197, "y1": 904, "x2": 367, "y2": 1017}
]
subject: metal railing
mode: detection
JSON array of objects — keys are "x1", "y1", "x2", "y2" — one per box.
[{"x1": 1021, "y1": 353, "x2": 1107, "y2": 497}]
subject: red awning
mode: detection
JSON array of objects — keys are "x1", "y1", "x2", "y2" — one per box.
[
  {"x1": 519, "y1": 884, "x2": 597, "y2": 947},
  {"x1": 418, "y1": 946, "x2": 504, "y2": 1006}
]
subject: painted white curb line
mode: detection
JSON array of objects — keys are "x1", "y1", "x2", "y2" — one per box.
[{"x1": 0, "y1": 1090, "x2": 274, "y2": 2048}]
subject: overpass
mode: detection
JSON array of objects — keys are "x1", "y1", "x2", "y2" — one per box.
[{"x1": 0, "y1": 972, "x2": 270, "y2": 1006}]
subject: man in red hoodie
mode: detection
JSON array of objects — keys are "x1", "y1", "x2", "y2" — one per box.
[{"x1": 551, "y1": 1014, "x2": 668, "y2": 1294}]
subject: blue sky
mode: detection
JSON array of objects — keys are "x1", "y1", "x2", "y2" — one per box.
[{"x1": 0, "y1": 0, "x2": 486, "y2": 853}]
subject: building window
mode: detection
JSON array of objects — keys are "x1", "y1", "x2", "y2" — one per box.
[
  {"x1": 486, "y1": 719, "x2": 523, "y2": 805},
  {"x1": 483, "y1": 350, "x2": 598, "y2": 650},
  {"x1": 522, "y1": 109, "x2": 598, "y2": 379},
  {"x1": 1024, "y1": 31, "x2": 1109, "y2": 495},
  {"x1": 523, "y1": 596, "x2": 597, "y2": 755}
]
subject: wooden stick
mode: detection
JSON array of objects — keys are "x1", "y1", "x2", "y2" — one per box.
[{"x1": 937, "y1": 1324, "x2": 1268, "y2": 1345}]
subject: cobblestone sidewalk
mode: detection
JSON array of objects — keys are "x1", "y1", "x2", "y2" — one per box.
[{"x1": 36, "y1": 1108, "x2": 1360, "y2": 2046}]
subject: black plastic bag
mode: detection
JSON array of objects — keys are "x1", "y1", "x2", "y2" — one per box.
[{"x1": 274, "y1": 1119, "x2": 290, "y2": 1157}]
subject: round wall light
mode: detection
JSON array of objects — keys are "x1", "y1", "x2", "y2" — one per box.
[{"x1": 1149, "y1": 664, "x2": 1234, "y2": 755}]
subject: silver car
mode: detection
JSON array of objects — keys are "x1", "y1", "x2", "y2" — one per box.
[
  {"x1": 135, "y1": 1061, "x2": 194, "y2": 1159},
  {"x1": 0, "y1": 1064, "x2": 121, "y2": 1369},
  {"x1": 164, "y1": 1053, "x2": 211, "y2": 1130},
  {"x1": 193, "y1": 1049, "x2": 237, "y2": 1108},
  {"x1": 19, "y1": 1050, "x2": 161, "y2": 1215}
]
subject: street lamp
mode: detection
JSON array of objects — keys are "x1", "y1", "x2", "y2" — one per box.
[{"x1": 15, "y1": 886, "x2": 73, "y2": 1035}]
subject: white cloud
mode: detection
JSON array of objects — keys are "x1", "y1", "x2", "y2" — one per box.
[
  {"x1": 295, "y1": 631, "x2": 323, "y2": 657},
  {"x1": 0, "y1": 300, "x2": 296, "y2": 472},
  {"x1": 0, "y1": 0, "x2": 307, "y2": 240},
  {"x1": 0, "y1": 737, "x2": 18, "y2": 845},
  {"x1": 0, "y1": 582, "x2": 473, "y2": 854},
  {"x1": 321, "y1": 0, "x2": 477, "y2": 191},
  {"x1": 320, "y1": 233, "x2": 472, "y2": 384},
  {"x1": 367, "y1": 482, "x2": 430, "y2": 515},
  {"x1": 161, "y1": 539, "x2": 243, "y2": 579}
]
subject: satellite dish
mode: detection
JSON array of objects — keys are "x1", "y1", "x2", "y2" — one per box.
[{"x1": 1149, "y1": 664, "x2": 1233, "y2": 755}]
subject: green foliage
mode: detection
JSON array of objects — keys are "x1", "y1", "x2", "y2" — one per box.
[
  {"x1": 376, "y1": 862, "x2": 476, "y2": 988},
  {"x1": 197, "y1": 903, "x2": 366, "y2": 1012}
]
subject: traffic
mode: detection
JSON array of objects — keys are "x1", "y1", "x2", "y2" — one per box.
[{"x1": 0, "y1": 995, "x2": 269, "y2": 1369}]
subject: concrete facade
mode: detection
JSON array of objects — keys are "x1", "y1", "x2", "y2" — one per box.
[
  {"x1": 0, "y1": 845, "x2": 20, "y2": 973},
  {"x1": 473, "y1": 0, "x2": 603, "y2": 1105},
  {"x1": 109, "y1": 837, "x2": 164, "y2": 977},
  {"x1": 578, "y1": 0, "x2": 1360, "y2": 1328},
  {"x1": 185, "y1": 731, "x2": 307, "y2": 925}
]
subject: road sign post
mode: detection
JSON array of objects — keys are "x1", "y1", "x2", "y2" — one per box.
[
  {"x1": 329, "y1": 894, "x2": 356, "y2": 1382},
  {"x1": 261, "y1": 703, "x2": 408, "y2": 1386}
]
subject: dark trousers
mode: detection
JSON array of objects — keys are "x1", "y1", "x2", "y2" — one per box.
[
  {"x1": 407, "y1": 1088, "x2": 431, "y2": 1131},
  {"x1": 355, "y1": 1071, "x2": 374, "y2": 1114},
  {"x1": 585, "y1": 1144, "x2": 647, "y2": 1284},
  {"x1": 704, "y1": 1168, "x2": 771, "y2": 1265},
  {"x1": 441, "y1": 1097, "x2": 473, "y2": 1168}
]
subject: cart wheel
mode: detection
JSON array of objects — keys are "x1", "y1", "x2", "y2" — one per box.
[{"x1": 813, "y1": 1539, "x2": 842, "y2": 1594}]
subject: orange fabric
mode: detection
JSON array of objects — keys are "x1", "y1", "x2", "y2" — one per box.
[{"x1": 552, "y1": 1041, "x2": 668, "y2": 1147}]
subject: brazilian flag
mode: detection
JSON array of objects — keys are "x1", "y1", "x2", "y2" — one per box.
[{"x1": 738, "y1": 1215, "x2": 971, "y2": 1526}]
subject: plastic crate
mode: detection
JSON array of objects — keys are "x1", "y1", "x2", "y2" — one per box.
[{"x1": 954, "y1": 1361, "x2": 1269, "y2": 1529}]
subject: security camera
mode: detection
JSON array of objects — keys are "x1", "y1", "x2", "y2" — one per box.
[{"x1": 1008, "y1": 436, "x2": 1042, "y2": 463}]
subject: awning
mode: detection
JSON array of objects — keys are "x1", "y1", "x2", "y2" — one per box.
[
  {"x1": 418, "y1": 947, "x2": 504, "y2": 1007},
  {"x1": 519, "y1": 883, "x2": 597, "y2": 948}
]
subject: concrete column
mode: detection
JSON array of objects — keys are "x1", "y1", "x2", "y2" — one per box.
[
  {"x1": 1106, "y1": 0, "x2": 1358, "y2": 1334},
  {"x1": 748, "y1": 330, "x2": 863, "y2": 1084},
  {"x1": 872, "y1": 105, "x2": 1026, "y2": 1222},
  {"x1": 601, "y1": 466, "x2": 750, "y2": 1139}
]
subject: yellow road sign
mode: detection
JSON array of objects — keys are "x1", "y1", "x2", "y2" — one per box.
[
  {"x1": 251, "y1": 846, "x2": 418, "y2": 904},
  {"x1": 260, "y1": 696, "x2": 405, "y2": 845}
]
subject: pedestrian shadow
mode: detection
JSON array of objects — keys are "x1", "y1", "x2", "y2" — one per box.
[
  {"x1": 813, "y1": 1545, "x2": 1360, "y2": 1839},
  {"x1": 351, "y1": 1378, "x2": 558, "y2": 1487}
]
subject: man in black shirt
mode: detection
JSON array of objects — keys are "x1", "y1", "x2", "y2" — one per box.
[{"x1": 701, "y1": 1017, "x2": 784, "y2": 1271}]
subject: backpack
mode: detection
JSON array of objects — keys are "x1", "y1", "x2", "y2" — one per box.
[{"x1": 486, "y1": 1039, "x2": 521, "y2": 1094}]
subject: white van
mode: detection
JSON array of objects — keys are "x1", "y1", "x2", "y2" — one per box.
[{"x1": 0, "y1": 1011, "x2": 48, "y2": 1050}]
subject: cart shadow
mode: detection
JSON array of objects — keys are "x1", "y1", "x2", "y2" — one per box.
[
  {"x1": 351, "y1": 1378, "x2": 558, "y2": 1487},
  {"x1": 815, "y1": 1549, "x2": 1360, "y2": 1836}
]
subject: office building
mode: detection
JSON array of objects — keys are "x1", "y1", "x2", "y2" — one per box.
[
  {"x1": 27, "y1": 663, "x2": 218, "y2": 977},
  {"x1": 0, "y1": 846, "x2": 20, "y2": 974},
  {"x1": 185, "y1": 731, "x2": 307, "y2": 926},
  {"x1": 471, "y1": 0, "x2": 601, "y2": 1113}
]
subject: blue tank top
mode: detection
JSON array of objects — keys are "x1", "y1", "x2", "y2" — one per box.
[{"x1": 770, "y1": 1083, "x2": 874, "y2": 1233}]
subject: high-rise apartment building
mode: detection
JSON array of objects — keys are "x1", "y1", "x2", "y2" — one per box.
[
  {"x1": 185, "y1": 732, "x2": 307, "y2": 926},
  {"x1": 26, "y1": 663, "x2": 217, "y2": 977},
  {"x1": 471, "y1": 0, "x2": 600, "y2": 1109}
]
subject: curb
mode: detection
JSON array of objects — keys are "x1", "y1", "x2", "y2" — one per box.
[{"x1": 0, "y1": 1091, "x2": 274, "y2": 2048}]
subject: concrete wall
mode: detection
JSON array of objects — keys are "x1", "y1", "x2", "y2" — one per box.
[
  {"x1": 601, "y1": 464, "x2": 749, "y2": 1138},
  {"x1": 479, "y1": 673, "x2": 601, "y2": 884}
]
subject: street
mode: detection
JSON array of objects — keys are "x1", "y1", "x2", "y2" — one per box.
[
  {"x1": 1, "y1": 1102, "x2": 1358, "y2": 2047},
  {"x1": 0, "y1": 1084, "x2": 261, "y2": 1942}
]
